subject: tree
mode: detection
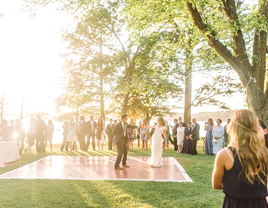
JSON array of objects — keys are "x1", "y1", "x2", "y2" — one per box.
[
  {"x1": 61, "y1": 3, "x2": 120, "y2": 117},
  {"x1": 125, "y1": 0, "x2": 243, "y2": 122}
]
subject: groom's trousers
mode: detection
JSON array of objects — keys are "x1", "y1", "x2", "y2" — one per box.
[{"x1": 115, "y1": 138, "x2": 127, "y2": 167}]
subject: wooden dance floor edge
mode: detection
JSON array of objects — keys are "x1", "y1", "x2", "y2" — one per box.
[{"x1": 0, "y1": 156, "x2": 193, "y2": 183}]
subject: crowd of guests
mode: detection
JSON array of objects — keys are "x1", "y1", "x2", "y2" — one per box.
[
  {"x1": 204, "y1": 118, "x2": 231, "y2": 156},
  {"x1": 0, "y1": 114, "x2": 240, "y2": 158},
  {"x1": 0, "y1": 115, "x2": 54, "y2": 154},
  {"x1": 57, "y1": 115, "x2": 201, "y2": 154},
  {"x1": 0, "y1": 114, "x2": 202, "y2": 154}
]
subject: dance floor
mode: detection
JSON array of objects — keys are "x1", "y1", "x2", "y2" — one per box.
[{"x1": 0, "y1": 156, "x2": 192, "y2": 182}]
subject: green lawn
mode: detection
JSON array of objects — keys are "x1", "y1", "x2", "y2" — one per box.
[{"x1": 0, "y1": 141, "x2": 224, "y2": 208}]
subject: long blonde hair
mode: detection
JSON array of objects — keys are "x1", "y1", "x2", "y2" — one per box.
[{"x1": 227, "y1": 109, "x2": 268, "y2": 184}]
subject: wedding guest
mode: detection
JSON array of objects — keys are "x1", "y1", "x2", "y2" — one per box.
[
  {"x1": 24, "y1": 118, "x2": 36, "y2": 153},
  {"x1": 259, "y1": 120, "x2": 268, "y2": 147},
  {"x1": 87, "y1": 115, "x2": 96, "y2": 151},
  {"x1": 1, "y1": 119, "x2": 8, "y2": 141},
  {"x1": 113, "y1": 119, "x2": 118, "y2": 150},
  {"x1": 75, "y1": 117, "x2": 81, "y2": 150},
  {"x1": 177, "y1": 122, "x2": 185, "y2": 153},
  {"x1": 45, "y1": 119, "x2": 54, "y2": 152},
  {"x1": 5, "y1": 119, "x2": 15, "y2": 140},
  {"x1": 35, "y1": 115, "x2": 46, "y2": 153},
  {"x1": 15, "y1": 119, "x2": 25, "y2": 154},
  {"x1": 181, "y1": 121, "x2": 192, "y2": 154},
  {"x1": 96, "y1": 115, "x2": 105, "y2": 151},
  {"x1": 60, "y1": 120, "x2": 69, "y2": 151},
  {"x1": 127, "y1": 119, "x2": 135, "y2": 151},
  {"x1": 141, "y1": 119, "x2": 148, "y2": 150},
  {"x1": 105, "y1": 119, "x2": 114, "y2": 150},
  {"x1": 162, "y1": 120, "x2": 170, "y2": 151},
  {"x1": 212, "y1": 119, "x2": 224, "y2": 155},
  {"x1": 190, "y1": 118, "x2": 200, "y2": 155},
  {"x1": 79, "y1": 116, "x2": 88, "y2": 151},
  {"x1": 212, "y1": 109, "x2": 268, "y2": 207},
  {"x1": 101, "y1": 130, "x2": 107, "y2": 151},
  {"x1": 66, "y1": 117, "x2": 77, "y2": 152},
  {"x1": 178, "y1": 116, "x2": 186, "y2": 127},
  {"x1": 172, "y1": 118, "x2": 179, "y2": 151},
  {"x1": 223, "y1": 119, "x2": 231, "y2": 147},
  {"x1": 137, "y1": 120, "x2": 142, "y2": 149},
  {"x1": 205, "y1": 118, "x2": 214, "y2": 155}
]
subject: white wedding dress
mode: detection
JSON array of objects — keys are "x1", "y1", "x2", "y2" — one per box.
[{"x1": 147, "y1": 126, "x2": 166, "y2": 167}]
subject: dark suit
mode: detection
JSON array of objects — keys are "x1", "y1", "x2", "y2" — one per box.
[
  {"x1": 113, "y1": 121, "x2": 137, "y2": 167},
  {"x1": 106, "y1": 123, "x2": 114, "y2": 150},
  {"x1": 87, "y1": 120, "x2": 97, "y2": 150},
  {"x1": 191, "y1": 123, "x2": 200, "y2": 155},
  {"x1": 15, "y1": 122, "x2": 25, "y2": 154},
  {"x1": 172, "y1": 122, "x2": 179, "y2": 151},
  {"x1": 36, "y1": 119, "x2": 46, "y2": 153},
  {"x1": 78, "y1": 121, "x2": 88, "y2": 151}
]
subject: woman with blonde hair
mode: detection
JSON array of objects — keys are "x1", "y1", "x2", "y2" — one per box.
[
  {"x1": 140, "y1": 119, "x2": 149, "y2": 150},
  {"x1": 205, "y1": 118, "x2": 214, "y2": 155},
  {"x1": 212, "y1": 109, "x2": 268, "y2": 207}
]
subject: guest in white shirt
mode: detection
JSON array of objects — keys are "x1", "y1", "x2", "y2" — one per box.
[
  {"x1": 212, "y1": 119, "x2": 224, "y2": 154},
  {"x1": 177, "y1": 122, "x2": 185, "y2": 153}
]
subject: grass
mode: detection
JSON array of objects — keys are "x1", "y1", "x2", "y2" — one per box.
[{"x1": 0, "y1": 141, "x2": 224, "y2": 208}]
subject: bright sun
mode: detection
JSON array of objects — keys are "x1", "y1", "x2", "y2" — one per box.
[{"x1": 0, "y1": 0, "x2": 72, "y2": 117}]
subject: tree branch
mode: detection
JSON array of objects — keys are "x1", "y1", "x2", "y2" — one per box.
[
  {"x1": 221, "y1": 0, "x2": 252, "y2": 72},
  {"x1": 186, "y1": 1, "x2": 250, "y2": 87}
]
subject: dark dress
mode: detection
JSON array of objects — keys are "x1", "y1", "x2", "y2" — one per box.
[
  {"x1": 181, "y1": 127, "x2": 191, "y2": 154},
  {"x1": 96, "y1": 122, "x2": 103, "y2": 141},
  {"x1": 137, "y1": 128, "x2": 141, "y2": 140},
  {"x1": 222, "y1": 147, "x2": 268, "y2": 208}
]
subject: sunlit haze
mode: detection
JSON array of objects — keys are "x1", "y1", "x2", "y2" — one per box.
[{"x1": 0, "y1": 0, "x2": 246, "y2": 119}]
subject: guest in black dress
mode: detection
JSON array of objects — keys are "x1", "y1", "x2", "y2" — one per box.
[
  {"x1": 96, "y1": 115, "x2": 105, "y2": 151},
  {"x1": 212, "y1": 109, "x2": 268, "y2": 208},
  {"x1": 181, "y1": 122, "x2": 192, "y2": 154}
]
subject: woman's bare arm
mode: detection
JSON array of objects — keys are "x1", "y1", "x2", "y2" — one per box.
[{"x1": 212, "y1": 149, "x2": 226, "y2": 189}]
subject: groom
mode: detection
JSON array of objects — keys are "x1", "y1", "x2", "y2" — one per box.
[{"x1": 113, "y1": 113, "x2": 137, "y2": 170}]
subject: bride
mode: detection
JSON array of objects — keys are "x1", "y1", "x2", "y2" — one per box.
[{"x1": 145, "y1": 117, "x2": 167, "y2": 168}]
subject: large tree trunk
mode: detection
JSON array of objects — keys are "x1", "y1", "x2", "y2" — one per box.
[
  {"x1": 184, "y1": 42, "x2": 193, "y2": 123},
  {"x1": 186, "y1": 1, "x2": 268, "y2": 123}
]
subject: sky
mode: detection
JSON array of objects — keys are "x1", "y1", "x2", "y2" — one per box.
[{"x1": 0, "y1": 0, "x2": 246, "y2": 119}]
